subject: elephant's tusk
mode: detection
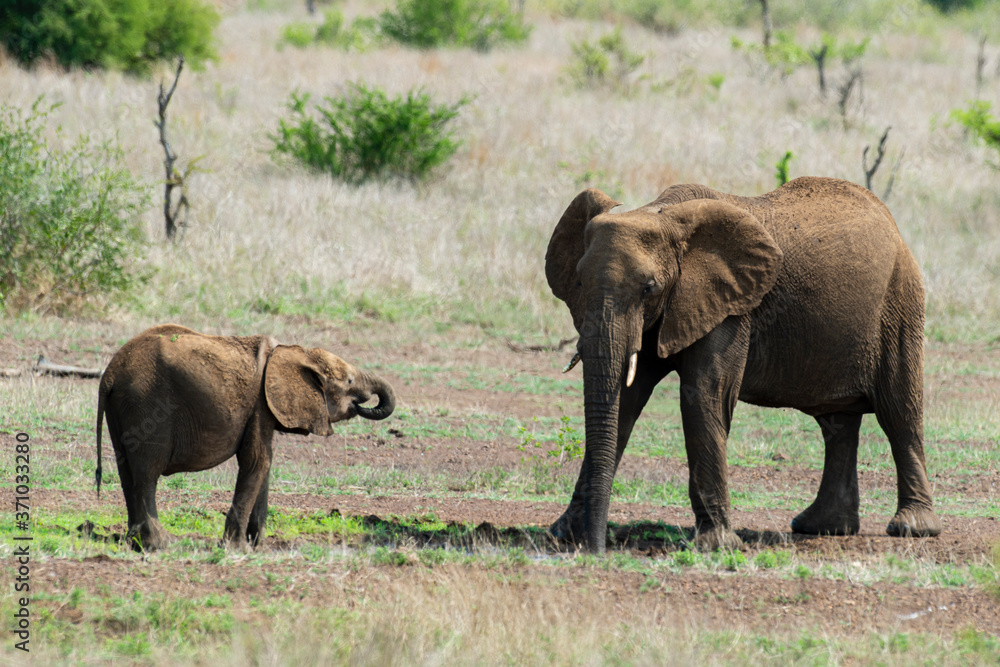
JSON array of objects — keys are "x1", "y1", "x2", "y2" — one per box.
[
  {"x1": 562, "y1": 351, "x2": 581, "y2": 373},
  {"x1": 626, "y1": 352, "x2": 637, "y2": 388}
]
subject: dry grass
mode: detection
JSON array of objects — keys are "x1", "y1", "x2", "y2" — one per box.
[{"x1": 1, "y1": 1, "x2": 998, "y2": 341}]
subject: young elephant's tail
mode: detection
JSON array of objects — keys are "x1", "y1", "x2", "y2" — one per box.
[{"x1": 95, "y1": 371, "x2": 111, "y2": 499}]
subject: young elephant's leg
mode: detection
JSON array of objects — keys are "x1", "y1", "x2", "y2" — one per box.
[
  {"x1": 246, "y1": 475, "x2": 270, "y2": 547},
  {"x1": 126, "y1": 471, "x2": 172, "y2": 551},
  {"x1": 791, "y1": 412, "x2": 863, "y2": 535},
  {"x1": 113, "y1": 448, "x2": 138, "y2": 530},
  {"x1": 224, "y1": 423, "x2": 273, "y2": 548}
]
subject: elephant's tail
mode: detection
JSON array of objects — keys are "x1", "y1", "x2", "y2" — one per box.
[{"x1": 95, "y1": 371, "x2": 111, "y2": 499}]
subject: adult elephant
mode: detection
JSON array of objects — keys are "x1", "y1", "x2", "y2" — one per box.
[
  {"x1": 545, "y1": 176, "x2": 941, "y2": 553},
  {"x1": 96, "y1": 324, "x2": 395, "y2": 551}
]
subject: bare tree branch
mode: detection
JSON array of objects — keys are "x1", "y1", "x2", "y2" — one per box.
[
  {"x1": 976, "y1": 35, "x2": 988, "y2": 99},
  {"x1": 506, "y1": 337, "x2": 578, "y2": 353},
  {"x1": 837, "y1": 67, "x2": 862, "y2": 129},
  {"x1": 811, "y1": 43, "x2": 829, "y2": 98},
  {"x1": 156, "y1": 57, "x2": 187, "y2": 241},
  {"x1": 863, "y1": 126, "x2": 905, "y2": 202},
  {"x1": 34, "y1": 356, "x2": 103, "y2": 378},
  {"x1": 760, "y1": 0, "x2": 772, "y2": 50},
  {"x1": 863, "y1": 126, "x2": 891, "y2": 191}
]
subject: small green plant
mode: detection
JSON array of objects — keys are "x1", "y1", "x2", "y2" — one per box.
[
  {"x1": 732, "y1": 31, "x2": 868, "y2": 92},
  {"x1": 720, "y1": 549, "x2": 748, "y2": 570},
  {"x1": 378, "y1": 0, "x2": 531, "y2": 51},
  {"x1": 279, "y1": 9, "x2": 379, "y2": 51},
  {"x1": 517, "y1": 416, "x2": 584, "y2": 495},
  {"x1": 794, "y1": 563, "x2": 813, "y2": 579},
  {"x1": 950, "y1": 100, "x2": 1000, "y2": 167},
  {"x1": 775, "y1": 150, "x2": 794, "y2": 186},
  {"x1": 707, "y1": 72, "x2": 726, "y2": 91},
  {"x1": 566, "y1": 28, "x2": 645, "y2": 93},
  {"x1": 517, "y1": 416, "x2": 584, "y2": 464},
  {"x1": 673, "y1": 550, "x2": 699, "y2": 567},
  {"x1": 270, "y1": 85, "x2": 468, "y2": 184},
  {"x1": 733, "y1": 31, "x2": 809, "y2": 76},
  {"x1": 0, "y1": 100, "x2": 149, "y2": 315},
  {"x1": 753, "y1": 549, "x2": 793, "y2": 569},
  {"x1": 0, "y1": 0, "x2": 219, "y2": 75}
]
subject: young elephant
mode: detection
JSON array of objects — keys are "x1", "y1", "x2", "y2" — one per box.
[{"x1": 95, "y1": 324, "x2": 395, "y2": 551}]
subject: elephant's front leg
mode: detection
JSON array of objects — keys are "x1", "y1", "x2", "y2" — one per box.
[
  {"x1": 224, "y1": 435, "x2": 272, "y2": 549},
  {"x1": 677, "y1": 316, "x2": 750, "y2": 551},
  {"x1": 550, "y1": 354, "x2": 663, "y2": 544},
  {"x1": 246, "y1": 474, "x2": 270, "y2": 547}
]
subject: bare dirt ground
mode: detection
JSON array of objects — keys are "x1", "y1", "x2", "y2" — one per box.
[{"x1": 4, "y1": 332, "x2": 1000, "y2": 641}]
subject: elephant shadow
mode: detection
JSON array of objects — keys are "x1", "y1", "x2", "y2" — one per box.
[{"x1": 74, "y1": 514, "x2": 830, "y2": 555}]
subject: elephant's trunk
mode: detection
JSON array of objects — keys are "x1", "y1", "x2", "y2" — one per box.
[
  {"x1": 354, "y1": 372, "x2": 396, "y2": 421},
  {"x1": 577, "y1": 297, "x2": 628, "y2": 553}
]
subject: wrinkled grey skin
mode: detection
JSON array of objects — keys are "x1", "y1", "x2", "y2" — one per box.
[
  {"x1": 96, "y1": 324, "x2": 395, "y2": 551},
  {"x1": 545, "y1": 177, "x2": 941, "y2": 553}
]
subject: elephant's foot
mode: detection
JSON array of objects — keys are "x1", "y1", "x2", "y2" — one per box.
[
  {"x1": 127, "y1": 519, "x2": 173, "y2": 552},
  {"x1": 692, "y1": 525, "x2": 743, "y2": 551},
  {"x1": 887, "y1": 505, "x2": 942, "y2": 537},
  {"x1": 548, "y1": 505, "x2": 586, "y2": 545},
  {"x1": 790, "y1": 502, "x2": 859, "y2": 536},
  {"x1": 246, "y1": 526, "x2": 264, "y2": 548}
]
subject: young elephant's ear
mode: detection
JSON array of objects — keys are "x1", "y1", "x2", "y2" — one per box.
[
  {"x1": 658, "y1": 200, "x2": 783, "y2": 358},
  {"x1": 546, "y1": 189, "x2": 621, "y2": 330},
  {"x1": 264, "y1": 346, "x2": 333, "y2": 436}
]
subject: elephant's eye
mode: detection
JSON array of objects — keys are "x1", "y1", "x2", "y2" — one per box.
[
  {"x1": 347, "y1": 376, "x2": 354, "y2": 385},
  {"x1": 642, "y1": 280, "x2": 657, "y2": 296}
]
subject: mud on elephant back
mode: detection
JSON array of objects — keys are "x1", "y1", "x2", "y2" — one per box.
[
  {"x1": 95, "y1": 324, "x2": 396, "y2": 551},
  {"x1": 545, "y1": 176, "x2": 942, "y2": 553}
]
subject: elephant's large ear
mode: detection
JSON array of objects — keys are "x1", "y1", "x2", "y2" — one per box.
[
  {"x1": 264, "y1": 346, "x2": 333, "y2": 436},
  {"x1": 545, "y1": 189, "x2": 621, "y2": 329},
  {"x1": 658, "y1": 200, "x2": 783, "y2": 358}
]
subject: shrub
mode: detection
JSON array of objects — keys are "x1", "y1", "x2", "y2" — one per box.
[
  {"x1": 0, "y1": 100, "x2": 149, "y2": 315},
  {"x1": 270, "y1": 85, "x2": 468, "y2": 184},
  {"x1": 923, "y1": 0, "x2": 985, "y2": 11},
  {"x1": 378, "y1": 0, "x2": 531, "y2": 51},
  {"x1": 0, "y1": 0, "x2": 219, "y2": 74},
  {"x1": 279, "y1": 9, "x2": 379, "y2": 51},
  {"x1": 566, "y1": 28, "x2": 645, "y2": 93},
  {"x1": 951, "y1": 100, "x2": 1000, "y2": 167},
  {"x1": 775, "y1": 150, "x2": 794, "y2": 187}
]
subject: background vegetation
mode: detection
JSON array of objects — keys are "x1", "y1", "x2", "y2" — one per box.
[{"x1": 0, "y1": 0, "x2": 219, "y2": 74}]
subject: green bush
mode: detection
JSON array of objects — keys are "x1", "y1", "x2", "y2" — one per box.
[
  {"x1": 0, "y1": 100, "x2": 149, "y2": 315},
  {"x1": 775, "y1": 150, "x2": 794, "y2": 187},
  {"x1": 270, "y1": 85, "x2": 468, "y2": 184},
  {"x1": 0, "y1": 0, "x2": 219, "y2": 74},
  {"x1": 951, "y1": 100, "x2": 1000, "y2": 167},
  {"x1": 378, "y1": 0, "x2": 531, "y2": 51},
  {"x1": 566, "y1": 28, "x2": 645, "y2": 93},
  {"x1": 923, "y1": 0, "x2": 985, "y2": 11},
  {"x1": 279, "y1": 9, "x2": 379, "y2": 51}
]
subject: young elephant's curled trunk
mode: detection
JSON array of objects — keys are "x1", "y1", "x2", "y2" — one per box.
[{"x1": 353, "y1": 373, "x2": 395, "y2": 420}]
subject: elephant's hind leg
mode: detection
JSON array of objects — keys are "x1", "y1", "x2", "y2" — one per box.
[
  {"x1": 791, "y1": 412, "x2": 862, "y2": 536},
  {"x1": 126, "y1": 472, "x2": 172, "y2": 551},
  {"x1": 874, "y1": 307, "x2": 941, "y2": 538},
  {"x1": 874, "y1": 388, "x2": 941, "y2": 538}
]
